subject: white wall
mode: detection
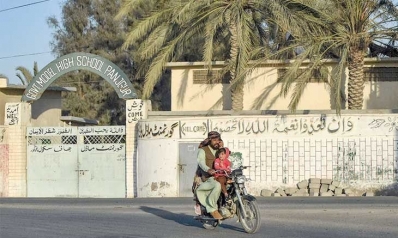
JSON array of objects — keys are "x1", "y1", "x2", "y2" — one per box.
[{"x1": 137, "y1": 112, "x2": 398, "y2": 197}]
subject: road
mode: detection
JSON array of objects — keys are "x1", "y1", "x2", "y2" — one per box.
[{"x1": 1, "y1": 197, "x2": 397, "y2": 238}]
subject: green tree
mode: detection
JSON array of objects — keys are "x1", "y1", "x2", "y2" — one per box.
[
  {"x1": 275, "y1": 0, "x2": 398, "y2": 111},
  {"x1": 48, "y1": 0, "x2": 146, "y2": 124},
  {"x1": 15, "y1": 62, "x2": 39, "y2": 85},
  {"x1": 49, "y1": 0, "x2": 202, "y2": 124},
  {"x1": 117, "y1": 0, "x2": 319, "y2": 110}
]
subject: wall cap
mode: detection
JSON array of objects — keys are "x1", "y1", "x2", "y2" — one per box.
[
  {"x1": 148, "y1": 109, "x2": 398, "y2": 118},
  {"x1": 165, "y1": 57, "x2": 398, "y2": 68}
]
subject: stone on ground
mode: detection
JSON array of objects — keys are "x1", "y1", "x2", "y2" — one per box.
[
  {"x1": 331, "y1": 180, "x2": 340, "y2": 187},
  {"x1": 334, "y1": 187, "x2": 343, "y2": 195},
  {"x1": 309, "y1": 183, "x2": 321, "y2": 189},
  {"x1": 309, "y1": 178, "x2": 321, "y2": 184},
  {"x1": 297, "y1": 180, "x2": 309, "y2": 189},
  {"x1": 260, "y1": 189, "x2": 273, "y2": 197},
  {"x1": 320, "y1": 184, "x2": 329, "y2": 193},
  {"x1": 284, "y1": 188, "x2": 298, "y2": 195},
  {"x1": 276, "y1": 188, "x2": 287, "y2": 196},
  {"x1": 321, "y1": 179, "x2": 332, "y2": 184},
  {"x1": 328, "y1": 185, "x2": 336, "y2": 191},
  {"x1": 320, "y1": 191, "x2": 334, "y2": 196}
]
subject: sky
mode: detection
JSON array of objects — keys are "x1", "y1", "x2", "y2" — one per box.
[{"x1": 0, "y1": 0, "x2": 64, "y2": 85}]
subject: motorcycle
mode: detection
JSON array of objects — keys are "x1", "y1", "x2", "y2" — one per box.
[{"x1": 193, "y1": 166, "x2": 261, "y2": 233}]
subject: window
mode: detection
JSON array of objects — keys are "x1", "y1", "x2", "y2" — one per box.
[
  {"x1": 364, "y1": 67, "x2": 398, "y2": 82},
  {"x1": 192, "y1": 70, "x2": 230, "y2": 84},
  {"x1": 277, "y1": 68, "x2": 327, "y2": 82}
]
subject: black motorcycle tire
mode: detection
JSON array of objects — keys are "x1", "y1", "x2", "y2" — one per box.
[{"x1": 238, "y1": 196, "x2": 261, "y2": 234}]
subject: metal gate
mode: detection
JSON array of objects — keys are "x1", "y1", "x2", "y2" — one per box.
[
  {"x1": 27, "y1": 126, "x2": 126, "y2": 198},
  {"x1": 178, "y1": 142, "x2": 200, "y2": 197}
]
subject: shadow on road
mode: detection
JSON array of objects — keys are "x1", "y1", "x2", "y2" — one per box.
[
  {"x1": 375, "y1": 182, "x2": 398, "y2": 196},
  {"x1": 139, "y1": 206, "x2": 244, "y2": 233}
]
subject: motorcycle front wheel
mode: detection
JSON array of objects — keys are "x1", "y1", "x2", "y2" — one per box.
[{"x1": 238, "y1": 196, "x2": 261, "y2": 233}]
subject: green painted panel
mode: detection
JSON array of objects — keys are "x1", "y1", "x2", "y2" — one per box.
[
  {"x1": 27, "y1": 127, "x2": 79, "y2": 197},
  {"x1": 22, "y1": 52, "x2": 137, "y2": 102},
  {"x1": 27, "y1": 126, "x2": 126, "y2": 198},
  {"x1": 78, "y1": 143, "x2": 126, "y2": 198}
]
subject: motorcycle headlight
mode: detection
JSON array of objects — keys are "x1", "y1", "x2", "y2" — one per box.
[{"x1": 236, "y1": 175, "x2": 246, "y2": 183}]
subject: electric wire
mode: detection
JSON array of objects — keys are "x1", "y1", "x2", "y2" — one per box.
[
  {"x1": 0, "y1": 51, "x2": 52, "y2": 60},
  {"x1": 0, "y1": 0, "x2": 51, "y2": 13}
]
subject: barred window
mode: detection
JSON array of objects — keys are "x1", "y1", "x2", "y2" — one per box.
[
  {"x1": 83, "y1": 135, "x2": 126, "y2": 144},
  {"x1": 27, "y1": 135, "x2": 77, "y2": 145},
  {"x1": 364, "y1": 67, "x2": 398, "y2": 82},
  {"x1": 192, "y1": 70, "x2": 230, "y2": 84},
  {"x1": 277, "y1": 68, "x2": 327, "y2": 82}
]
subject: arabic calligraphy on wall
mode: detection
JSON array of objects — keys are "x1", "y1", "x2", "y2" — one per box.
[
  {"x1": 5, "y1": 103, "x2": 20, "y2": 126},
  {"x1": 28, "y1": 127, "x2": 77, "y2": 136},
  {"x1": 29, "y1": 144, "x2": 124, "y2": 153},
  {"x1": 27, "y1": 126, "x2": 125, "y2": 136},
  {"x1": 368, "y1": 117, "x2": 398, "y2": 132},
  {"x1": 127, "y1": 99, "x2": 146, "y2": 123},
  {"x1": 209, "y1": 116, "x2": 355, "y2": 136},
  {"x1": 138, "y1": 121, "x2": 179, "y2": 139},
  {"x1": 78, "y1": 126, "x2": 125, "y2": 135},
  {"x1": 210, "y1": 118, "x2": 269, "y2": 135},
  {"x1": 137, "y1": 114, "x2": 398, "y2": 140},
  {"x1": 29, "y1": 145, "x2": 74, "y2": 153},
  {"x1": 273, "y1": 116, "x2": 354, "y2": 135},
  {"x1": 80, "y1": 144, "x2": 124, "y2": 152}
]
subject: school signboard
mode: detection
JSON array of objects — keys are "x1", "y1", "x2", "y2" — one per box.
[{"x1": 21, "y1": 52, "x2": 137, "y2": 102}]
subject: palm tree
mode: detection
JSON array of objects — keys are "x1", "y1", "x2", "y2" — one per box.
[
  {"x1": 16, "y1": 61, "x2": 39, "y2": 85},
  {"x1": 274, "y1": 0, "x2": 398, "y2": 111},
  {"x1": 117, "y1": 0, "x2": 321, "y2": 110}
]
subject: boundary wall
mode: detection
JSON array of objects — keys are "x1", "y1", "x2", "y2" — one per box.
[{"x1": 136, "y1": 110, "x2": 398, "y2": 197}]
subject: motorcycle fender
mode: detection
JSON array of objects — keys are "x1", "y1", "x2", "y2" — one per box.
[
  {"x1": 236, "y1": 194, "x2": 256, "y2": 220},
  {"x1": 241, "y1": 194, "x2": 257, "y2": 202}
]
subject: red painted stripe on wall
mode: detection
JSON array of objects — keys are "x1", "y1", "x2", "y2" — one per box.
[{"x1": 0, "y1": 144, "x2": 9, "y2": 197}]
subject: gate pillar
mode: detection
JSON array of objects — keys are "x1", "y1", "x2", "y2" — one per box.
[
  {"x1": 125, "y1": 99, "x2": 150, "y2": 198},
  {"x1": 4, "y1": 102, "x2": 31, "y2": 197}
]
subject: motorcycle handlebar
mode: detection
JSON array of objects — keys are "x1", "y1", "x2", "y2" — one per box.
[
  {"x1": 214, "y1": 170, "x2": 230, "y2": 175},
  {"x1": 215, "y1": 166, "x2": 250, "y2": 173},
  {"x1": 213, "y1": 166, "x2": 251, "y2": 177}
]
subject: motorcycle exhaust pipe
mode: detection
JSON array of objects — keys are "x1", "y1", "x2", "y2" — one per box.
[{"x1": 193, "y1": 216, "x2": 218, "y2": 222}]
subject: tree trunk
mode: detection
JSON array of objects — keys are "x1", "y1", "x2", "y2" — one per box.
[
  {"x1": 229, "y1": 21, "x2": 244, "y2": 111},
  {"x1": 231, "y1": 81, "x2": 244, "y2": 110},
  {"x1": 347, "y1": 50, "x2": 365, "y2": 110}
]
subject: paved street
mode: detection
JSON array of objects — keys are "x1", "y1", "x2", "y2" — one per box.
[{"x1": 1, "y1": 197, "x2": 397, "y2": 238}]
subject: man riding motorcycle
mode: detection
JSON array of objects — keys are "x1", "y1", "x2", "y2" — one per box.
[{"x1": 195, "y1": 131, "x2": 223, "y2": 220}]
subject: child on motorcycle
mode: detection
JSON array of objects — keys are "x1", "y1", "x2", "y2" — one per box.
[{"x1": 213, "y1": 147, "x2": 232, "y2": 203}]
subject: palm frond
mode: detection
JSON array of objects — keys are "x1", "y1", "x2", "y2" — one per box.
[{"x1": 15, "y1": 66, "x2": 33, "y2": 84}]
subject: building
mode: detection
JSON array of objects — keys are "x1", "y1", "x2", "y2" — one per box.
[
  {"x1": 0, "y1": 77, "x2": 98, "y2": 126},
  {"x1": 0, "y1": 76, "x2": 98, "y2": 197},
  {"x1": 168, "y1": 57, "x2": 398, "y2": 111}
]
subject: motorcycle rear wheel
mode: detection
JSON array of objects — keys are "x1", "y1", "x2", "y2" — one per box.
[{"x1": 238, "y1": 196, "x2": 261, "y2": 233}]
